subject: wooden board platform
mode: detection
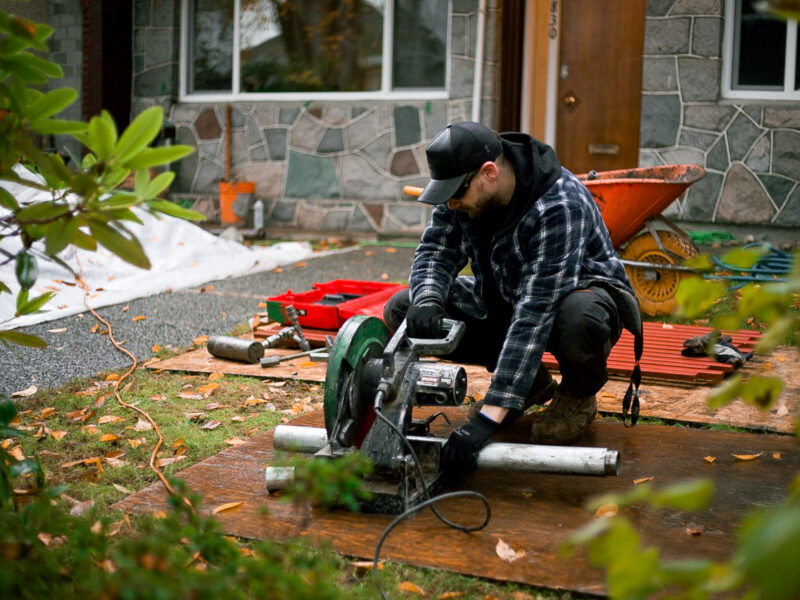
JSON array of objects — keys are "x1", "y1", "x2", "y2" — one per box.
[
  {"x1": 148, "y1": 345, "x2": 800, "y2": 434},
  {"x1": 114, "y1": 408, "x2": 799, "y2": 596}
]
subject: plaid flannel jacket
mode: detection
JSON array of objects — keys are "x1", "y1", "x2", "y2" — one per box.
[{"x1": 409, "y1": 167, "x2": 634, "y2": 411}]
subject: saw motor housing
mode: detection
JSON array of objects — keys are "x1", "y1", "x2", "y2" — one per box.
[{"x1": 321, "y1": 315, "x2": 467, "y2": 514}]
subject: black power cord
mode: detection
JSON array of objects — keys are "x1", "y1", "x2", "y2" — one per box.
[{"x1": 371, "y1": 405, "x2": 491, "y2": 600}]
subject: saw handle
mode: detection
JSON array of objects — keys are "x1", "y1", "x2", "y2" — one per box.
[{"x1": 406, "y1": 318, "x2": 465, "y2": 355}]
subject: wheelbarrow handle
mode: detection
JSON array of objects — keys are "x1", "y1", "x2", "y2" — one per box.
[{"x1": 403, "y1": 185, "x2": 423, "y2": 197}]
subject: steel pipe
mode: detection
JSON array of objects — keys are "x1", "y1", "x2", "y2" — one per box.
[{"x1": 271, "y1": 424, "x2": 620, "y2": 480}]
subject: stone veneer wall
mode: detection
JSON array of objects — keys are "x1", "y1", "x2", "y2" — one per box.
[
  {"x1": 131, "y1": 0, "x2": 501, "y2": 235},
  {"x1": 641, "y1": 0, "x2": 800, "y2": 227}
]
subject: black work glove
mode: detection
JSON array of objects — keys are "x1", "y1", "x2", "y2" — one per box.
[
  {"x1": 406, "y1": 303, "x2": 446, "y2": 339},
  {"x1": 440, "y1": 413, "x2": 500, "y2": 479}
]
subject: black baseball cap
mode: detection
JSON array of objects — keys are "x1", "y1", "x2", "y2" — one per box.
[{"x1": 417, "y1": 122, "x2": 502, "y2": 206}]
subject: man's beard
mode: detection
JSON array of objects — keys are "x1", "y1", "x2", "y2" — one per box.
[{"x1": 462, "y1": 182, "x2": 501, "y2": 219}]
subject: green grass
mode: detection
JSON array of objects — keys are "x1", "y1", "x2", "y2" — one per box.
[{"x1": 9, "y1": 365, "x2": 566, "y2": 599}]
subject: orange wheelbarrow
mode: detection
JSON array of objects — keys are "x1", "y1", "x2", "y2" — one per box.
[{"x1": 403, "y1": 163, "x2": 706, "y2": 316}]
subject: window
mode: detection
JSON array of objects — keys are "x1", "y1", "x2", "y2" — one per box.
[
  {"x1": 723, "y1": 0, "x2": 799, "y2": 99},
  {"x1": 181, "y1": 0, "x2": 449, "y2": 100}
]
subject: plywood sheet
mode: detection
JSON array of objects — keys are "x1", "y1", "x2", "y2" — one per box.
[
  {"x1": 149, "y1": 345, "x2": 800, "y2": 434},
  {"x1": 114, "y1": 408, "x2": 799, "y2": 596}
]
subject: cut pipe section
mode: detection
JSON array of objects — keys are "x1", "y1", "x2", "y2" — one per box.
[{"x1": 268, "y1": 425, "x2": 620, "y2": 492}]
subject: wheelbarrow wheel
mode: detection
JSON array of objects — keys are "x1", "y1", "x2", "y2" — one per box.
[{"x1": 621, "y1": 230, "x2": 698, "y2": 316}]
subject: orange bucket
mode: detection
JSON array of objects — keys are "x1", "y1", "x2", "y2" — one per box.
[{"x1": 219, "y1": 181, "x2": 256, "y2": 224}]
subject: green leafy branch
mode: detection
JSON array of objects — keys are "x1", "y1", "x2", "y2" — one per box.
[{"x1": 0, "y1": 9, "x2": 202, "y2": 347}]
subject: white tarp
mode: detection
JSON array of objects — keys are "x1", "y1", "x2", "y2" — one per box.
[{"x1": 1, "y1": 173, "x2": 312, "y2": 330}]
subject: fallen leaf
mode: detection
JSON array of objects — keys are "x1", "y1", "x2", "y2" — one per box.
[
  {"x1": 11, "y1": 385, "x2": 38, "y2": 398},
  {"x1": 90, "y1": 323, "x2": 100, "y2": 333},
  {"x1": 231, "y1": 415, "x2": 246, "y2": 422},
  {"x1": 761, "y1": 362, "x2": 772, "y2": 371},
  {"x1": 594, "y1": 503, "x2": 619, "y2": 518},
  {"x1": 40, "y1": 407, "x2": 56, "y2": 418},
  {"x1": 212, "y1": 501, "x2": 243, "y2": 514},
  {"x1": 94, "y1": 394, "x2": 110, "y2": 409},
  {"x1": 50, "y1": 430, "x2": 68, "y2": 440},
  {"x1": 132, "y1": 315, "x2": 147, "y2": 322},
  {"x1": 99, "y1": 434, "x2": 119, "y2": 443},
  {"x1": 495, "y1": 538, "x2": 526, "y2": 563},
  {"x1": 157, "y1": 456, "x2": 186, "y2": 467},
  {"x1": 633, "y1": 477, "x2": 653, "y2": 485},
  {"x1": 198, "y1": 384, "x2": 220, "y2": 397},
  {"x1": 69, "y1": 499, "x2": 95, "y2": 516},
  {"x1": 775, "y1": 354, "x2": 786, "y2": 362},
  {"x1": 193, "y1": 335, "x2": 209, "y2": 345},
  {"x1": 208, "y1": 371, "x2": 225, "y2": 381},
  {"x1": 732, "y1": 452, "x2": 763, "y2": 461},
  {"x1": 47, "y1": 327, "x2": 67, "y2": 333},
  {"x1": 704, "y1": 456, "x2": 716, "y2": 464},
  {"x1": 224, "y1": 437, "x2": 247, "y2": 446},
  {"x1": 149, "y1": 394, "x2": 166, "y2": 402},
  {"x1": 9, "y1": 446, "x2": 25, "y2": 461},
  {"x1": 134, "y1": 418, "x2": 153, "y2": 431},
  {"x1": 38, "y1": 532, "x2": 53, "y2": 546},
  {"x1": 128, "y1": 437, "x2": 146, "y2": 448},
  {"x1": 397, "y1": 581, "x2": 426, "y2": 596},
  {"x1": 151, "y1": 344, "x2": 161, "y2": 353},
  {"x1": 273, "y1": 267, "x2": 283, "y2": 273},
  {"x1": 111, "y1": 483, "x2": 133, "y2": 494},
  {"x1": 178, "y1": 392, "x2": 203, "y2": 400},
  {"x1": 437, "y1": 593, "x2": 464, "y2": 599},
  {"x1": 773, "y1": 453, "x2": 782, "y2": 460},
  {"x1": 776, "y1": 404, "x2": 789, "y2": 417},
  {"x1": 105, "y1": 374, "x2": 120, "y2": 381},
  {"x1": 201, "y1": 420, "x2": 222, "y2": 431},
  {"x1": 98, "y1": 415, "x2": 124, "y2": 425},
  {"x1": 294, "y1": 261, "x2": 307, "y2": 268}
]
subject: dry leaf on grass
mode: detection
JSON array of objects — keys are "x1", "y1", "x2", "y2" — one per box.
[
  {"x1": 208, "y1": 371, "x2": 225, "y2": 381},
  {"x1": 111, "y1": 483, "x2": 133, "y2": 495},
  {"x1": 98, "y1": 415, "x2": 124, "y2": 425},
  {"x1": 9, "y1": 446, "x2": 25, "y2": 461},
  {"x1": 69, "y1": 499, "x2": 95, "y2": 516},
  {"x1": 99, "y1": 434, "x2": 119, "y2": 443},
  {"x1": 50, "y1": 430, "x2": 68, "y2": 440},
  {"x1": 127, "y1": 437, "x2": 146, "y2": 448},
  {"x1": 436, "y1": 592, "x2": 464, "y2": 599},
  {"x1": 39, "y1": 407, "x2": 56, "y2": 418},
  {"x1": 105, "y1": 373, "x2": 120, "y2": 381},
  {"x1": 157, "y1": 456, "x2": 186, "y2": 467},
  {"x1": 495, "y1": 538, "x2": 526, "y2": 563},
  {"x1": 134, "y1": 418, "x2": 153, "y2": 431},
  {"x1": 212, "y1": 501, "x2": 243, "y2": 514},
  {"x1": 198, "y1": 383, "x2": 220, "y2": 397},
  {"x1": 224, "y1": 437, "x2": 247, "y2": 446},
  {"x1": 397, "y1": 581, "x2": 426, "y2": 596},
  {"x1": 178, "y1": 392, "x2": 203, "y2": 400},
  {"x1": 11, "y1": 385, "x2": 38, "y2": 398},
  {"x1": 231, "y1": 416, "x2": 246, "y2": 422},
  {"x1": 201, "y1": 420, "x2": 222, "y2": 431},
  {"x1": 732, "y1": 452, "x2": 763, "y2": 461}
]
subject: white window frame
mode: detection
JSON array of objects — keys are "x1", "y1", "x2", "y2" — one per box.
[
  {"x1": 722, "y1": 0, "x2": 799, "y2": 100},
  {"x1": 179, "y1": 0, "x2": 451, "y2": 102}
]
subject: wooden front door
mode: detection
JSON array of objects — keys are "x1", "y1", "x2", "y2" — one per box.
[{"x1": 555, "y1": 0, "x2": 646, "y2": 174}]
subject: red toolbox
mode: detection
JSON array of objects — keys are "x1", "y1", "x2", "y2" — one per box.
[{"x1": 265, "y1": 279, "x2": 407, "y2": 329}]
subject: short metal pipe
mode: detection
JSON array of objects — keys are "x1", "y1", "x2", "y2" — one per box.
[
  {"x1": 274, "y1": 425, "x2": 329, "y2": 453},
  {"x1": 272, "y1": 425, "x2": 619, "y2": 477},
  {"x1": 265, "y1": 466, "x2": 295, "y2": 493}
]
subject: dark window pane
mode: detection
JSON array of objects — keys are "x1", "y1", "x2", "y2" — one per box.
[
  {"x1": 189, "y1": 0, "x2": 234, "y2": 92},
  {"x1": 240, "y1": 0, "x2": 384, "y2": 93},
  {"x1": 393, "y1": 0, "x2": 447, "y2": 89},
  {"x1": 796, "y1": 32, "x2": 800, "y2": 90},
  {"x1": 734, "y1": 0, "x2": 786, "y2": 89}
]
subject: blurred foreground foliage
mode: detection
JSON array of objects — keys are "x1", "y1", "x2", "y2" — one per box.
[
  {"x1": 566, "y1": 245, "x2": 800, "y2": 599},
  {"x1": 0, "y1": 9, "x2": 201, "y2": 347}
]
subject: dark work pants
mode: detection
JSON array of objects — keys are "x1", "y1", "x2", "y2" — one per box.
[{"x1": 383, "y1": 286, "x2": 622, "y2": 398}]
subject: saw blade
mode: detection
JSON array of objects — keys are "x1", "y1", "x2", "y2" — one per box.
[{"x1": 323, "y1": 316, "x2": 390, "y2": 449}]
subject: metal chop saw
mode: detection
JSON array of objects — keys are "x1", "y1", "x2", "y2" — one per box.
[{"x1": 269, "y1": 315, "x2": 621, "y2": 514}]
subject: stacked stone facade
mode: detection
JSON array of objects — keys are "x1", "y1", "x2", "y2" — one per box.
[
  {"x1": 641, "y1": 0, "x2": 800, "y2": 227},
  {"x1": 130, "y1": 0, "x2": 501, "y2": 234}
]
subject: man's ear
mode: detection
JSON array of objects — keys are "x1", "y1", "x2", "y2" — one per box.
[{"x1": 481, "y1": 160, "x2": 500, "y2": 182}]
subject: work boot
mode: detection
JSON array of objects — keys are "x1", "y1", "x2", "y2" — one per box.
[
  {"x1": 529, "y1": 386, "x2": 597, "y2": 445},
  {"x1": 468, "y1": 369, "x2": 558, "y2": 424}
]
